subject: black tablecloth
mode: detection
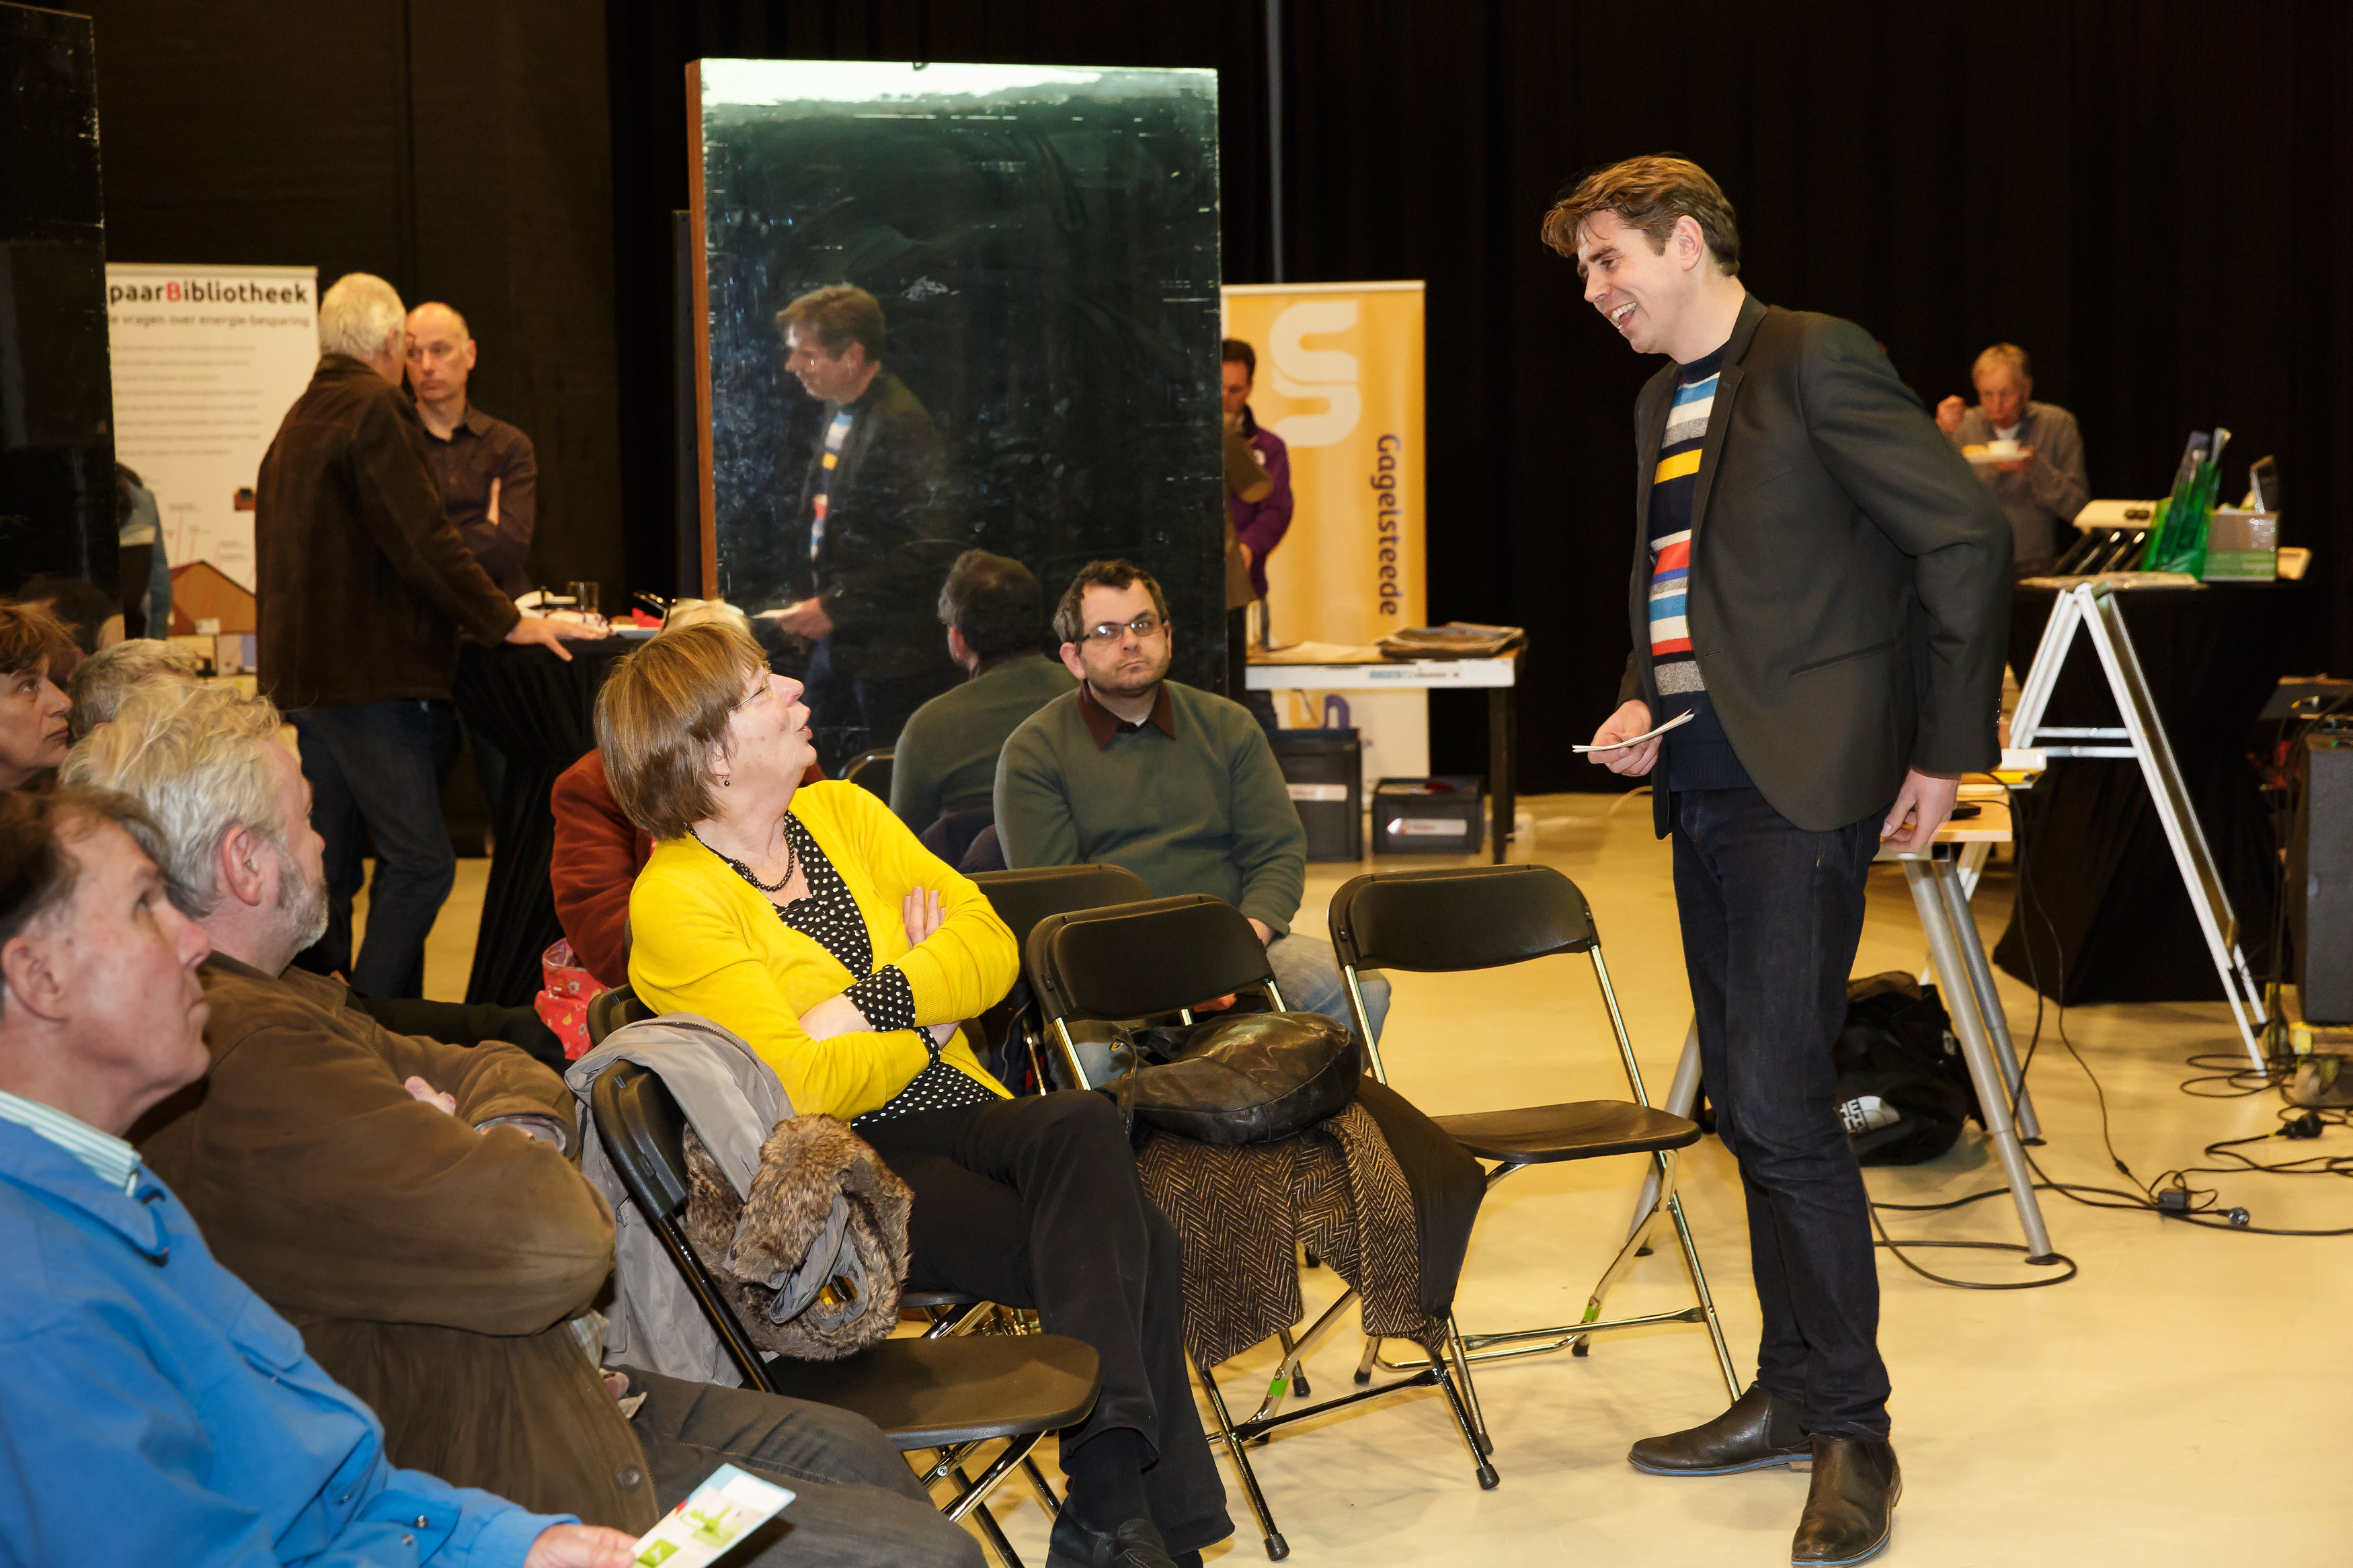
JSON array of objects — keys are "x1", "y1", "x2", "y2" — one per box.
[
  {"x1": 451, "y1": 636, "x2": 638, "y2": 1006},
  {"x1": 1993, "y1": 583, "x2": 2304, "y2": 1003}
]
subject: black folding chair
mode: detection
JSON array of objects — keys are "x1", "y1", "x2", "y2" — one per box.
[
  {"x1": 590, "y1": 1061, "x2": 1100, "y2": 1567},
  {"x1": 842, "y1": 747, "x2": 895, "y2": 803},
  {"x1": 1026, "y1": 893, "x2": 1495, "y2": 1562},
  {"x1": 967, "y1": 864, "x2": 1154, "y2": 1093},
  {"x1": 1328, "y1": 865, "x2": 1740, "y2": 1426}
]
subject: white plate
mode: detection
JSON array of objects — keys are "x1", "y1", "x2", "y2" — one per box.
[{"x1": 1965, "y1": 447, "x2": 2030, "y2": 466}]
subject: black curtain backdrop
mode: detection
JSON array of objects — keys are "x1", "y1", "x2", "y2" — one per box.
[{"x1": 604, "y1": 1, "x2": 2352, "y2": 792}]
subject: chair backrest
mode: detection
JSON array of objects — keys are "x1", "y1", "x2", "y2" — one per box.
[
  {"x1": 1328, "y1": 864, "x2": 1597, "y2": 974},
  {"x1": 842, "y1": 748, "x2": 894, "y2": 802},
  {"x1": 1027, "y1": 894, "x2": 1277, "y2": 1025},
  {"x1": 586, "y1": 984, "x2": 653, "y2": 1048},
  {"x1": 970, "y1": 863, "x2": 1155, "y2": 956},
  {"x1": 588, "y1": 1061, "x2": 776, "y2": 1390}
]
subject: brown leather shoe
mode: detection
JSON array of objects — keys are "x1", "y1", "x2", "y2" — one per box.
[
  {"x1": 1790, "y1": 1435, "x2": 1900, "y2": 1565},
  {"x1": 1628, "y1": 1383, "x2": 1810, "y2": 1475}
]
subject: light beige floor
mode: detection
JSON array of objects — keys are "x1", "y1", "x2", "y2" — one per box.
[{"x1": 390, "y1": 796, "x2": 2353, "y2": 1565}]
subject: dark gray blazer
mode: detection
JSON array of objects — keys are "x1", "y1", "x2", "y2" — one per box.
[{"x1": 1617, "y1": 294, "x2": 2011, "y2": 837}]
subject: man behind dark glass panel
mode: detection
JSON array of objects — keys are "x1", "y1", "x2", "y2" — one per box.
[{"x1": 758, "y1": 286, "x2": 955, "y2": 773}]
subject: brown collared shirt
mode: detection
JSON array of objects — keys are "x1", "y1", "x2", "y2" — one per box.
[
  {"x1": 419, "y1": 403, "x2": 538, "y2": 598},
  {"x1": 1077, "y1": 680, "x2": 1176, "y2": 749}
]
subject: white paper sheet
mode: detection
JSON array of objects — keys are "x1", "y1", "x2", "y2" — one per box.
[{"x1": 1572, "y1": 708, "x2": 1697, "y2": 753}]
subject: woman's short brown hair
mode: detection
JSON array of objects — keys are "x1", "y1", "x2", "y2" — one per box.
[
  {"x1": 1540, "y1": 155, "x2": 1741, "y2": 277},
  {"x1": 595, "y1": 620, "x2": 770, "y2": 841},
  {"x1": 0, "y1": 601, "x2": 75, "y2": 680}
]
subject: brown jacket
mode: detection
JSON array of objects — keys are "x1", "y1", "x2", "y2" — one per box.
[
  {"x1": 136, "y1": 956, "x2": 660, "y2": 1530},
  {"x1": 256, "y1": 354, "x2": 520, "y2": 710}
]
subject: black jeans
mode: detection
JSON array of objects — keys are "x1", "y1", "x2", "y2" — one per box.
[
  {"x1": 861, "y1": 1091, "x2": 1232, "y2": 1555},
  {"x1": 289, "y1": 699, "x2": 458, "y2": 998},
  {"x1": 619, "y1": 1365, "x2": 981, "y2": 1568},
  {"x1": 1671, "y1": 786, "x2": 1890, "y2": 1440}
]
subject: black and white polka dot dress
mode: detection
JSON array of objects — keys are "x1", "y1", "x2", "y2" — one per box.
[{"x1": 701, "y1": 813, "x2": 996, "y2": 1129}]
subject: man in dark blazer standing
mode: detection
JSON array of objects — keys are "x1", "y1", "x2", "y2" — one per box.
[
  {"x1": 763, "y1": 284, "x2": 954, "y2": 770},
  {"x1": 1550, "y1": 157, "x2": 2009, "y2": 1566}
]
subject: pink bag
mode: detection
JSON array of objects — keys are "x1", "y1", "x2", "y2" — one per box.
[{"x1": 534, "y1": 938, "x2": 609, "y2": 1061}]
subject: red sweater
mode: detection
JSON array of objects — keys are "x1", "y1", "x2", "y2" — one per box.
[{"x1": 549, "y1": 749, "x2": 827, "y2": 989}]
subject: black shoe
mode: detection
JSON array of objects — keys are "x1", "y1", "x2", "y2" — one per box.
[
  {"x1": 1628, "y1": 1383, "x2": 1810, "y2": 1476},
  {"x1": 1045, "y1": 1511, "x2": 1178, "y2": 1568},
  {"x1": 1790, "y1": 1435, "x2": 1900, "y2": 1566}
]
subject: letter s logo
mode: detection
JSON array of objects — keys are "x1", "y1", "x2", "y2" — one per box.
[{"x1": 1267, "y1": 300, "x2": 1359, "y2": 448}]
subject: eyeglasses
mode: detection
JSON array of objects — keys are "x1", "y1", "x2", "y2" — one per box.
[{"x1": 1081, "y1": 614, "x2": 1166, "y2": 645}]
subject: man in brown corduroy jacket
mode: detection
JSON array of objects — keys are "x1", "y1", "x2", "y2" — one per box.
[{"x1": 72, "y1": 681, "x2": 981, "y2": 1568}]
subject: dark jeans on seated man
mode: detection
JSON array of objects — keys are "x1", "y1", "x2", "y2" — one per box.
[
  {"x1": 290, "y1": 698, "x2": 459, "y2": 998},
  {"x1": 619, "y1": 1366, "x2": 983, "y2": 1568},
  {"x1": 1671, "y1": 785, "x2": 1890, "y2": 1440}
]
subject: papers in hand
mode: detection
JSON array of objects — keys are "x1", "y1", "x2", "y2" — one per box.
[
  {"x1": 1573, "y1": 708, "x2": 1696, "y2": 753},
  {"x1": 631, "y1": 1463, "x2": 794, "y2": 1567}
]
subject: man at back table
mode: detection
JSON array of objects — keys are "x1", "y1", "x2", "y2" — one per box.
[
  {"x1": 258, "y1": 272, "x2": 599, "y2": 997},
  {"x1": 760, "y1": 284, "x2": 952, "y2": 767},
  {"x1": 1554, "y1": 155, "x2": 2007, "y2": 1566},
  {"x1": 889, "y1": 549, "x2": 1074, "y2": 837},
  {"x1": 994, "y1": 560, "x2": 1387, "y2": 1037},
  {"x1": 1933, "y1": 342, "x2": 2089, "y2": 577}
]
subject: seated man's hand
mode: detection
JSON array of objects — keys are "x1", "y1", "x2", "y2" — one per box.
[
  {"x1": 1934, "y1": 395, "x2": 1966, "y2": 435},
  {"x1": 402, "y1": 1076, "x2": 458, "y2": 1115},
  {"x1": 761, "y1": 598, "x2": 834, "y2": 640},
  {"x1": 1881, "y1": 768, "x2": 1960, "y2": 852},
  {"x1": 524, "y1": 1524, "x2": 638, "y2": 1568},
  {"x1": 1587, "y1": 699, "x2": 1662, "y2": 776},
  {"x1": 506, "y1": 614, "x2": 606, "y2": 662},
  {"x1": 1246, "y1": 917, "x2": 1274, "y2": 945}
]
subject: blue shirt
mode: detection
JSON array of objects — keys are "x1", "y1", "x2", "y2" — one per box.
[{"x1": 0, "y1": 1115, "x2": 572, "y2": 1566}]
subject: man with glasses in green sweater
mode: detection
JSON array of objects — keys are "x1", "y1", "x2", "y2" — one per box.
[{"x1": 994, "y1": 561, "x2": 1388, "y2": 1037}]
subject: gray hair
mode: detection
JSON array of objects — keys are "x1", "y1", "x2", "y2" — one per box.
[
  {"x1": 319, "y1": 272, "x2": 407, "y2": 362},
  {"x1": 65, "y1": 638, "x2": 203, "y2": 742},
  {"x1": 61, "y1": 682, "x2": 290, "y2": 917},
  {"x1": 1972, "y1": 343, "x2": 2032, "y2": 383}
]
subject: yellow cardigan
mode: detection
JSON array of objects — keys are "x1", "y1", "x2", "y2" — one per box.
[{"x1": 626, "y1": 780, "x2": 1018, "y2": 1119}]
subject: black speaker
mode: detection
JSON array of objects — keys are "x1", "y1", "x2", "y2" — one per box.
[
  {"x1": 2289, "y1": 735, "x2": 2353, "y2": 1022},
  {"x1": 1269, "y1": 729, "x2": 1361, "y2": 862}
]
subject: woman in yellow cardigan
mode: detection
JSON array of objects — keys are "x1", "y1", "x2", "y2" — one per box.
[{"x1": 598, "y1": 622, "x2": 1227, "y2": 1568}]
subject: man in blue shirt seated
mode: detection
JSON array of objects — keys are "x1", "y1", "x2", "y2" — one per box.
[{"x1": 0, "y1": 785, "x2": 635, "y2": 1568}]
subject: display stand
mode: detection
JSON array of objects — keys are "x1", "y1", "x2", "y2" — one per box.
[{"x1": 2009, "y1": 583, "x2": 2268, "y2": 1069}]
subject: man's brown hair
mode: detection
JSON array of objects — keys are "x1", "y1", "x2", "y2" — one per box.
[
  {"x1": 938, "y1": 550, "x2": 1046, "y2": 659},
  {"x1": 1053, "y1": 561, "x2": 1170, "y2": 647},
  {"x1": 0, "y1": 601, "x2": 75, "y2": 680},
  {"x1": 1540, "y1": 155, "x2": 1741, "y2": 277},
  {"x1": 776, "y1": 284, "x2": 886, "y2": 362},
  {"x1": 0, "y1": 787, "x2": 167, "y2": 1004},
  {"x1": 594, "y1": 620, "x2": 772, "y2": 841}
]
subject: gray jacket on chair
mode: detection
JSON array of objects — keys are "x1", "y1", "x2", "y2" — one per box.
[
  {"x1": 1618, "y1": 294, "x2": 2011, "y2": 837},
  {"x1": 567, "y1": 1016, "x2": 793, "y2": 1385}
]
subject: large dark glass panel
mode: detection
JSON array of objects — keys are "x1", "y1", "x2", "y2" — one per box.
[
  {"x1": 0, "y1": 2, "x2": 115, "y2": 596},
  {"x1": 690, "y1": 60, "x2": 1224, "y2": 754}
]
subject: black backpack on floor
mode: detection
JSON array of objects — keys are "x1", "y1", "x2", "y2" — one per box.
[{"x1": 1832, "y1": 973, "x2": 1983, "y2": 1165}]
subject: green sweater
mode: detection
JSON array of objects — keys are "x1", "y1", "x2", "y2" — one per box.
[
  {"x1": 994, "y1": 680, "x2": 1308, "y2": 936},
  {"x1": 889, "y1": 654, "x2": 1077, "y2": 829}
]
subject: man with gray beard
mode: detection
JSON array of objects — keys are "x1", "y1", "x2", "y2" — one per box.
[{"x1": 66, "y1": 682, "x2": 978, "y2": 1567}]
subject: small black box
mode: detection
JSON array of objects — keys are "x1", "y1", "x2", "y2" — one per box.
[
  {"x1": 1373, "y1": 776, "x2": 1485, "y2": 856},
  {"x1": 1271, "y1": 729, "x2": 1362, "y2": 862}
]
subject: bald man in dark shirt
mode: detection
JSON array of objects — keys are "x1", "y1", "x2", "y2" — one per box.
[{"x1": 406, "y1": 302, "x2": 539, "y2": 599}]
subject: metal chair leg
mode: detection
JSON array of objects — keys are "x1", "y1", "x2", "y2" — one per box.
[
  {"x1": 1353, "y1": 1334, "x2": 1382, "y2": 1387},
  {"x1": 1021, "y1": 1454, "x2": 1062, "y2": 1516},
  {"x1": 941, "y1": 1432, "x2": 1044, "y2": 1524},
  {"x1": 1429, "y1": 1353, "x2": 1500, "y2": 1490},
  {"x1": 1197, "y1": 1361, "x2": 1289, "y2": 1561},
  {"x1": 1446, "y1": 1315, "x2": 1494, "y2": 1456},
  {"x1": 1664, "y1": 1189, "x2": 1742, "y2": 1403}
]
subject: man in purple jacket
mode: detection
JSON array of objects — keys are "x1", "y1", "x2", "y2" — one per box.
[{"x1": 1222, "y1": 339, "x2": 1294, "y2": 622}]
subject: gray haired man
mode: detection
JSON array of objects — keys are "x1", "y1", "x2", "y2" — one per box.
[{"x1": 1933, "y1": 343, "x2": 2089, "y2": 575}]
